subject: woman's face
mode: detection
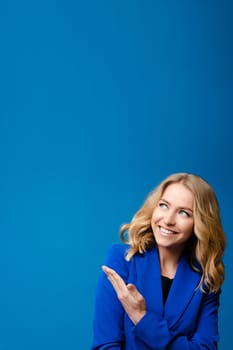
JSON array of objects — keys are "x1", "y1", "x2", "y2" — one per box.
[{"x1": 151, "y1": 183, "x2": 194, "y2": 254}]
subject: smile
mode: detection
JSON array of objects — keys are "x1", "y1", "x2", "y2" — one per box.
[{"x1": 159, "y1": 226, "x2": 177, "y2": 235}]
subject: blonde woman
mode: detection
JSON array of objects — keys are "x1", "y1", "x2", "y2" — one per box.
[{"x1": 91, "y1": 173, "x2": 226, "y2": 350}]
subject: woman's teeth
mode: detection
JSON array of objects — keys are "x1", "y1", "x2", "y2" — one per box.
[{"x1": 160, "y1": 226, "x2": 175, "y2": 234}]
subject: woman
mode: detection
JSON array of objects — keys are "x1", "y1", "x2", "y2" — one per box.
[{"x1": 91, "y1": 173, "x2": 226, "y2": 350}]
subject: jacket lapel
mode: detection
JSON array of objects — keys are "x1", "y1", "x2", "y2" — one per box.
[
  {"x1": 133, "y1": 248, "x2": 201, "y2": 328},
  {"x1": 164, "y1": 254, "x2": 201, "y2": 328},
  {"x1": 133, "y1": 248, "x2": 163, "y2": 316}
]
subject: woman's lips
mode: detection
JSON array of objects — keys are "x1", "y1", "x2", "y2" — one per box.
[{"x1": 159, "y1": 226, "x2": 177, "y2": 235}]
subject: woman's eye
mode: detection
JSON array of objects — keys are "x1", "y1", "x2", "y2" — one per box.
[
  {"x1": 179, "y1": 210, "x2": 189, "y2": 217},
  {"x1": 159, "y1": 202, "x2": 167, "y2": 209}
]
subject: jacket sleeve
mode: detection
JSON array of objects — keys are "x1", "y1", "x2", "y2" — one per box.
[
  {"x1": 132, "y1": 289, "x2": 220, "y2": 350},
  {"x1": 91, "y1": 244, "x2": 129, "y2": 350}
]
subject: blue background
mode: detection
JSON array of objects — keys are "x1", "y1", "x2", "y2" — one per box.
[{"x1": 1, "y1": 1, "x2": 232, "y2": 349}]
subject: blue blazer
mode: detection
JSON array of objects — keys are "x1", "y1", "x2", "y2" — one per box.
[{"x1": 91, "y1": 244, "x2": 220, "y2": 350}]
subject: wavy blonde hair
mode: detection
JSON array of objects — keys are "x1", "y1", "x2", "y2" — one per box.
[{"x1": 120, "y1": 173, "x2": 226, "y2": 293}]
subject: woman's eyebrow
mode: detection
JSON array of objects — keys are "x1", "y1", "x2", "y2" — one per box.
[
  {"x1": 160, "y1": 198, "x2": 169, "y2": 203},
  {"x1": 179, "y1": 207, "x2": 193, "y2": 213}
]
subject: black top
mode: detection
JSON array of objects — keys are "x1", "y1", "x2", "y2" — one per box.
[{"x1": 161, "y1": 275, "x2": 173, "y2": 304}]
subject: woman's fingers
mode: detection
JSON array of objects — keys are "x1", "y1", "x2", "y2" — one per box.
[
  {"x1": 102, "y1": 265, "x2": 128, "y2": 296},
  {"x1": 102, "y1": 265, "x2": 146, "y2": 324},
  {"x1": 127, "y1": 284, "x2": 145, "y2": 305},
  {"x1": 102, "y1": 266, "x2": 140, "y2": 295},
  {"x1": 127, "y1": 283, "x2": 140, "y2": 298},
  {"x1": 102, "y1": 266, "x2": 142, "y2": 302}
]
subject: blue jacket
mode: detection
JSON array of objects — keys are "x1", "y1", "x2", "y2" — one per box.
[{"x1": 91, "y1": 244, "x2": 220, "y2": 350}]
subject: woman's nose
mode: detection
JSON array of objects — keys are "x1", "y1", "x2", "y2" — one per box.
[{"x1": 164, "y1": 211, "x2": 176, "y2": 226}]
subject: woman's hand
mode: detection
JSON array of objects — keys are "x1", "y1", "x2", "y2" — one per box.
[{"x1": 102, "y1": 265, "x2": 146, "y2": 325}]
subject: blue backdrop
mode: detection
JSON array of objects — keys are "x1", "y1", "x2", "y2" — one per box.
[{"x1": 2, "y1": 1, "x2": 233, "y2": 349}]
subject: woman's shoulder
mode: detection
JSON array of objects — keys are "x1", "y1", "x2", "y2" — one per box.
[
  {"x1": 105, "y1": 243, "x2": 157, "y2": 264},
  {"x1": 104, "y1": 243, "x2": 130, "y2": 280},
  {"x1": 105, "y1": 243, "x2": 130, "y2": 261}
]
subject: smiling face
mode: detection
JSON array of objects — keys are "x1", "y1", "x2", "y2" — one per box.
[{"x1": 151, "y1": 182, "x2": 194, "y2": 256}]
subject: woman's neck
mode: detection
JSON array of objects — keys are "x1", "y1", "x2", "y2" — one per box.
[{"x1": 158, "y1": 247, "x2": 182, "y2": 279}]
